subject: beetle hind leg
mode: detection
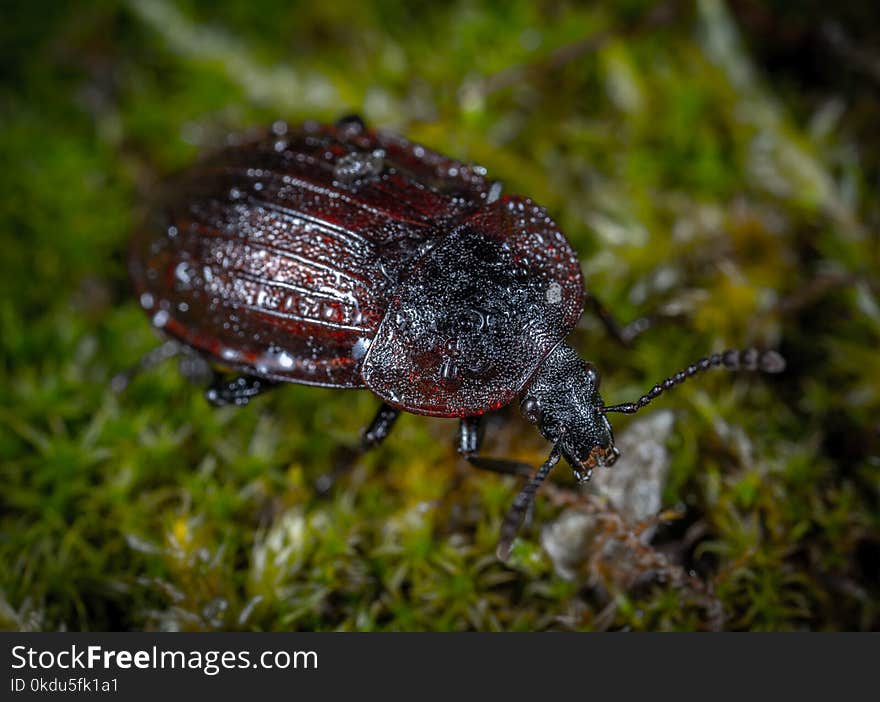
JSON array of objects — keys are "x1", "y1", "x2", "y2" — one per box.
[
  {"x1": 205, "y1": 374, "x2": 278, "y2": 407},
  {"x1": 111, "y1": 340, "x2": 183, "y2": 393},
  {"x1": 112, "y1": 340, "x2": 212, "y2": 393},
  {"x1": 312, "y1": 403, "x2": 400, "y2": 497}
]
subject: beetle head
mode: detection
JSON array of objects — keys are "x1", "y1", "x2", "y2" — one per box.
[
  {"x1": 499, "y1": 344, "x2": 785, "y2": 561},
  {"x1": 521, "y1": 343, "x2": 618, "y2": 482}
]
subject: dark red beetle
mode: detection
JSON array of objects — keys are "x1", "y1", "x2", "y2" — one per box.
[{"x1": 129, "y1": 116, "x2": 784, "y2": 559}]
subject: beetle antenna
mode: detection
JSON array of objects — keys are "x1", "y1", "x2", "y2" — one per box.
[
  {"x1": 496, "y1": 441, "x2": 564, "y2": 561},
  {"x1": 600, "y1": 348, "x2": 785, "y2": 415}
]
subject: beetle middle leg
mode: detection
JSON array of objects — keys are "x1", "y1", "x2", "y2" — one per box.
[
  {"x1": 584, "y1": 291, "x2": 653, "y2": 346},
  {"x1": 466, "y1": 454, "x2": 548, "y2": 559},
  {"x1": 457, "y1": 416, "x2": 486, "y2": 456},
  {"x1": 205, "y1": 374, "x2": 278, "y2": 407},
  {"x1": 361, "y1": 403, "x2": 401, "y2": 450}
]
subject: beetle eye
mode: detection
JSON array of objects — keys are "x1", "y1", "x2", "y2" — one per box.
[{"x1": 520, "y1": 396, "x2": 542, "y2": 424}]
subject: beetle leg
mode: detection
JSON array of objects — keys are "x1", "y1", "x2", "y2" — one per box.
[
  {"x1": 177, "y1": 348, "x2": 214, "y2": 387},
  {"x1": 361, "y1": 403, "x2": 401, "y2": 450},
  {"x1": 205, "y1": 374, "x2": 278, "y2": 408},
  {"x1": 584, "y1": 292, "x2": 652, "y2": 346},
  {"x1": 457, "y1": 416, "x2": 484, "y2": 456},
  {"x1": 336, "y1": 114, "x2": 366, "y2": 132},
  {"x1": 466, "y1": 455, "x2": 554, "y2": 559},
  {"x1": 466, "y1": 456, "x2": 534, "y2": 478},
  {"x1": 111, "y1": 340, "x2": 183, "y2": 393},
  {"x1": 470, "y1": 445, "x2": 563, "y2": 560}
]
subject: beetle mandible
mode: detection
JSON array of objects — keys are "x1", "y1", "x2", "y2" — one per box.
[{"x1": 128, "y1": 115, "x2": 785, "y2": 560}]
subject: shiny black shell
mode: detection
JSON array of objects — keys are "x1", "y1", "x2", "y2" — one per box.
[{"x1": 130, "y1": 120, "x2": 585, "y2": 417}]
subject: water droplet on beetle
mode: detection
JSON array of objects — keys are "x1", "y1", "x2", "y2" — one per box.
[
  {"x1": 221, "y1": 348, "x2": 241, "y2": 362},
  {"x1": 352, "y1": 337, "x2": 371, "y2": 360},
  {"x1": 440, "y1": 358, "x2": 460, "y2": 387},
  {"x1": 545, "y1": 281, "x2": 562, "y2": 304},
  {"x1": 333, "y1": 149, "x2": 385, "y2": 185},
  {"x1": 152, "y1": 310, "x2": 169, "y2": 328},
  {"x1": 277, "y1": 351, "x2": 295, "y2": 369},
  {"x1": 446, "y1": 337, "x2": 463, "y2": 353},
  {"x1": 139, "y1": 292, "x2": 154, "y2": 309},
  {"x1": 175, "y1": 262, "x2": 192, "y2": 286},
  {"x1": 459, "y1": 309, "x2": 485, "y2": 332}
]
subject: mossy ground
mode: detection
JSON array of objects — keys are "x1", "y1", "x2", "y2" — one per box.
[{"x1": 1, "y1": 0, "x2": 878, "y2": 631}]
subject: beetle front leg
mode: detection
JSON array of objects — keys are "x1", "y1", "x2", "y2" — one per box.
[
  {"x1": 466, "y1": 454, "x2": 545, "y2": 560},
  {"x1": 361, "y1": 403, "x2": 401, "y2": 450},
  {"x1": 205, "y1": 374, "x2": 278, "y2": 407}
]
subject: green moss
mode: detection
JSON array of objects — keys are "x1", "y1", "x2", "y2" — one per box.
[{"x1": 1, "y1": 0, "x2": 877, "y2": 631}]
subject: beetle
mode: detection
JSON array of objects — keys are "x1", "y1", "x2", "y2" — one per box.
[{"x1": 129, "y1": 115, "x2": 785, "y2": 560}]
